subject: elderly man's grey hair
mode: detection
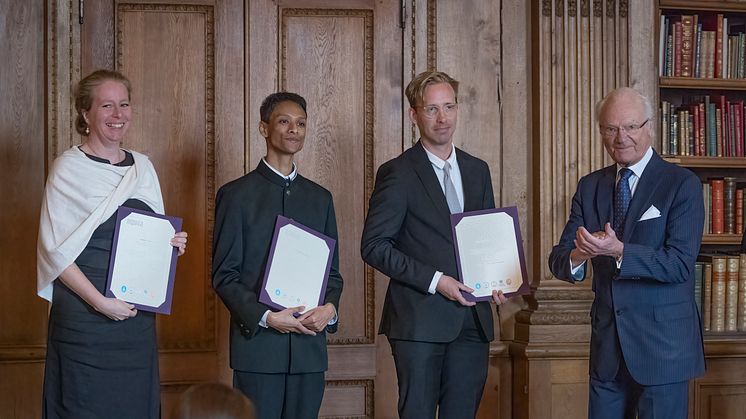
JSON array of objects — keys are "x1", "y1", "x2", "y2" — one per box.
[{"x1": 594, "y1": 87, "x2": 654, "y2": 124}]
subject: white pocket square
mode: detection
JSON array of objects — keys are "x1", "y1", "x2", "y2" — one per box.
[{"x1": 639, "y1": 205, "x2": 661, "y2": 221}]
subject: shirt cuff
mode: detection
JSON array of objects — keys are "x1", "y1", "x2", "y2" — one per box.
[
  {"x1": 259, "y1": 310, "x2": 270, "y2": 328},
  {"x1": 570, "y1": 257, "x2": 586, "y2": 282},
  {"x1": 428, "y1": 271, "x2": 443, "y2": 294},
  {"x1": 327, "y1": 306, "x2": 338, "y2": 325}
]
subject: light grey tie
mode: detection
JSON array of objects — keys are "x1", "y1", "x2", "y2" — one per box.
[{"x1": 443, "y1": 161, "x2": 462, "y2": 214}]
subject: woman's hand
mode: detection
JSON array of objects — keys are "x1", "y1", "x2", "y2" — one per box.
[
  {"x1": 171, "y1": 231, "x2": 188, "y2": 256},
  {"x1": 93, "y1": 296, "x2": 138, "y2": 321}
]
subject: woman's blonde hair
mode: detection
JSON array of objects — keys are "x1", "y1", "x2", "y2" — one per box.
[{"x1": 74, "y1": 69, "x2": 132, "y2": 136}]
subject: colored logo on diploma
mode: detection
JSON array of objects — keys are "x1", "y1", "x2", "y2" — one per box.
[
  {"x1": 121, "y1": 285, "x2": 127, "y2": 293},
  {"x1": 275, "y1": 288, "x2": 281, "y2": 296}
]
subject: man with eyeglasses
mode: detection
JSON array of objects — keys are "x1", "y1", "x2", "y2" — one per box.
[
  {"x1": 361, "y1": 71, "x2": 509, "y2": 419},
  {"x1": 549, "y1": 87, "x2": 705, "y2": 419}
]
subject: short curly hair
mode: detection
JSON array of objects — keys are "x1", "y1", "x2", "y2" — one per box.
[{"x1": 259, "y1": 92, "x2": 307, "y2": 123}]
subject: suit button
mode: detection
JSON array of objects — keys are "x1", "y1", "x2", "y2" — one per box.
[
  {"x1": 286, "y1": 189, "x2": 291, "y2": 195},
  {"x1": 615, "y1": 309, "x2": 623, "y2": 316}
]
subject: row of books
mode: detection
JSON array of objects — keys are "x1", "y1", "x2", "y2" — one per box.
[
  {"x1": 695, "y1": 254, "x2": 746, "y2": 333},
  {"x1": 659, "y1": 13, "x2": 746, "y2": 79},
  {"x1": 702, "y1": 178, "x2": 744, "y2": 235},
  {"x1": 660, "y1": 97, "x2": 746, "y2": 157}
]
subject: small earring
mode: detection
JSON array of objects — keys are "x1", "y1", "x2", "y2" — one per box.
[{"x1": 85, "y1": 126, "x2": 90, "y2": 135}]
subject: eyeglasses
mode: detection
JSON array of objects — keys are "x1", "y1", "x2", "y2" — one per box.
[
  {"x1": 415, "y1": 103, "x2": 459, "y2": 119},
  {"x1": 599, "y1": 119, "x2": 649, "y2": 138}
]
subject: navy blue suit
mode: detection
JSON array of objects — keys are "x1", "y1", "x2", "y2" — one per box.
[{"x1": 549, "y1": 151, "x2": 705, "y2": 414}]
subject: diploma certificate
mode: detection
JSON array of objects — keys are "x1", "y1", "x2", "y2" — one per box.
[
  {"x1": 451, "y1": 207, "x2": 529, "y2": 302},
  {"x1": 258, "y1": 215, "x2": 335, "y2": 314},
  {"x1": 105, "y1": 207, "x2": 182, "y2": 314}
]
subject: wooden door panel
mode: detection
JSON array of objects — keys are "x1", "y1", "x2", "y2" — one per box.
[
  {"x1": 0, "y1": 1, "x2": 48, "y2": 416},
  {"x1": 80, "y1": 1, "x2": 245, "y2": 410},
  {"x1": 281, "y1": 6, "x2": 374, "y2": 346},
  {"x1": 117, "y1": 3, "x2": 213, "y2": 350}
]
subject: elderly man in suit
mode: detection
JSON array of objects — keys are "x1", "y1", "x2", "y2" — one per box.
[
  {"x1": 361, "y1": 71, "x2": 508, "y2": 419},
  {"x1": 549, "y1": 87, "x2": 705, "y2": 419}
]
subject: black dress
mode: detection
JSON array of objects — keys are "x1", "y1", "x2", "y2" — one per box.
[{"x1": 42, "y1": 151, "x2": 160, "y2": 419}]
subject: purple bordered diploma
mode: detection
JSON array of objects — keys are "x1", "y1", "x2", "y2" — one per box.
[
  {"x1": 451, "y1": 206, "x2": 530, "y2": 302},
  {"x1": 105, "y1": 207, "x2": 182, "y2": 314},
  {"x1": 258, "y1": 215, "x2": 336, "y2": 314}
]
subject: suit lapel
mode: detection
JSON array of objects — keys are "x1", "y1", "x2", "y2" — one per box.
[
  {"x1": 457, "y1": 149, "x2": 482, "y2": 212},
  {"x1": 409, "y1": 142, "x2": 451, "y2": 217},
  {"x1": 596, "y1": 165, "x2": 616, "y2": 229},
  {"x1": 624, "y1": 152, "x2": 665, "y2": 239}
]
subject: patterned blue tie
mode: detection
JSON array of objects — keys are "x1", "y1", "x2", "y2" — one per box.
[{"x1": 614, "y1": 168, "x2": 633, "y2": 240}]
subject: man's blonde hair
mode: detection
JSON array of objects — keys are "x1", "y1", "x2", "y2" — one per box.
[{"x1": 405, "y1": 71, "x2": 459, "y2": 107}]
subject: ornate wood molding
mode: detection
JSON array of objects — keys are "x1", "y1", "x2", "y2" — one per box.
[
  {"x1": 606, "y1": 0, "x2": 615, "y2": 18},
  {"x1": 593, "y1": 0, "x2": 602, "y2": 17},
  {"x1": 426, "y1": 0, "x2": 436, "y2": 71}
]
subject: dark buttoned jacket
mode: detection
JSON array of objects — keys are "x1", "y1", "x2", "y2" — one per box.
[
  {"x1": 212, "y1": 160, "x2": 343, "y2": 373},
  {"x1": 361, "y1": 141, "x2": 496, "y2": 342}
]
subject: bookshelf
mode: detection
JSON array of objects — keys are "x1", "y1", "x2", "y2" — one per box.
[{"x1": 658, "y1": 2, "x2": 746, "y2": 417}]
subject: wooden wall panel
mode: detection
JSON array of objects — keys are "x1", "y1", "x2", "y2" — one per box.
[
  {"x1": 118, "y1": 3, "x2": 215, "y2": 351},
  {"x1": 0, "y1": 1, "x2": 48, "y2": 416},
  {"x1": 280, "y1": 8, "x2": 374, "y2": 345},
  {"x1": 0, "y1": 0, "x2": 47, "y2": 346},
  {"x1": 698, "y1": 386, "x2": 746, "y2": 419}
]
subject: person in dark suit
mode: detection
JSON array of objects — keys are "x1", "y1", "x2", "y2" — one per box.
[
  {"x1": 361, "y1": 71, "x2": 508, "y2": 419},
  {"x1": 212, "y1": 92, "x2": 343, "y2": 419},
  {"x1": 548, "y1": 87, "x2": 705, "y2": 419}
]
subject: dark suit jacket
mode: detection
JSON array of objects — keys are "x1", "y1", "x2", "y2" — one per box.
[
  {"x1": 548, "y1": 151, "x2": 705, "y2": 386},
  {"x1": 361, "y1": 141, "x2": 496, "y2": 342},
  {"x1": 212, "y1": 160, "x2": 343, "y2": 374}
]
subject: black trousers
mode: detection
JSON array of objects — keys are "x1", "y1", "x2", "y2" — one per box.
[
  {"x1": 389, "y1": 307, "x2": 489, "y2": 419},
  {"x1": 233, "y1": 370, "x2": 324, "y2": 419}
]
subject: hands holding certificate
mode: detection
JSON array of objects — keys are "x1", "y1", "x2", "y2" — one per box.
[
  {"x1": 171, "y1": 231, "x2": 189, "y2": 256},
  {"x1": 98, "y1": 230, "x2": 187, "y2": 320},
  {"x1": 105, "y1": 207, "x2": 188, "y2": 317},
  {"x1": 436, "y1": 275, "x2": 509, "y2": 306},
  {"x1": 266, "y1": 302, "x2": 336, "y2": 335}
]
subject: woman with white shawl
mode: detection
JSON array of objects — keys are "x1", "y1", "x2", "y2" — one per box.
[{"x1": 37, "y1": 69, "x2": 187, "y2": 419}]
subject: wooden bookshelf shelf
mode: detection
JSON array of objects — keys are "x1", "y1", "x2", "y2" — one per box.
[
  {"x1": 659, "y1": 3, "x2": 746, "y2": 416},
  {"x1": 660, "y1": 77, "x2": 746, "y2": 90},
  {"x1": 704, "y1": 333, "x2": 746, "y2": 356},
  {"x1": 662, "y1": 155, "x2": 746, "y2": 167},
  {"x1": 660, "y1": 0, "x2": 746, "y2": 13},
  {"x1": 701, "y1": 233, "x2": 742, "y2": 244}
]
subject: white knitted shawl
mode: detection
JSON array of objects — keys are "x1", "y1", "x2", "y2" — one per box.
[{"x1": 36, "y1": 146, "x2": 164, "y2": 301}]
